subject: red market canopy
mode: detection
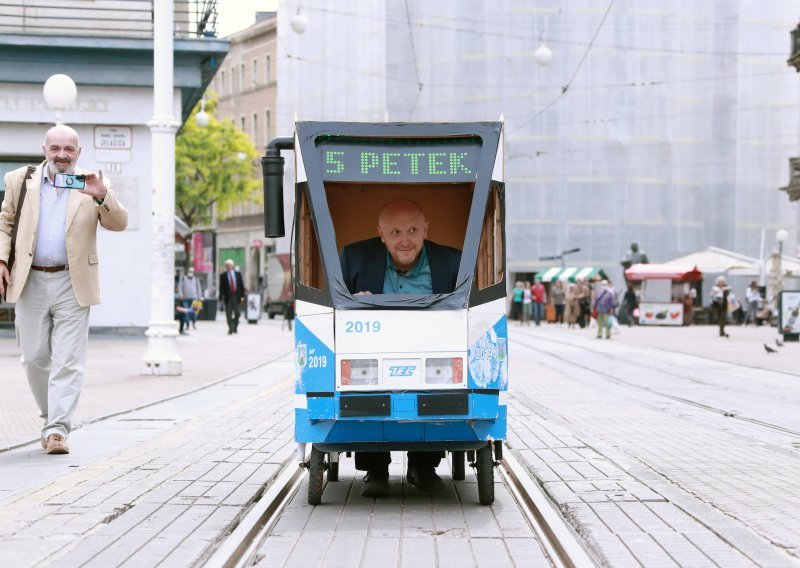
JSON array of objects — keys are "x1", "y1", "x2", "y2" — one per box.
[{"x1": 625, "y1": 263, "x2": 702, "y2": 282}]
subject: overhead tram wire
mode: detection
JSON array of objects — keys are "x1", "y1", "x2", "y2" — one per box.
[
  {"x1": 404, "y1": 0, "x2": 424, "y2": 120},
  {"x1": 509, "y1": 0, "x2": 616, "y2": 134},
  {"x1": 290, "y1": 3, "x2": 788, "y2": 58}
]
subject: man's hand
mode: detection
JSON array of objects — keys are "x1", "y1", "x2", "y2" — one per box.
[
  {"x1": 81, "y1": 170, "x2": 108, "y2": 202},
  {"x1": 0, "y1": 262, "x2": 11, "y2": 296}
]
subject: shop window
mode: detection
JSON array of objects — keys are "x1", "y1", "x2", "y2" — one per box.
[
  {"x1": 476, "y1": 184, "x2": 504, "y2": 290},
  {"x1": 297, "y1": 187, "x2": 326, "y2": 290}
]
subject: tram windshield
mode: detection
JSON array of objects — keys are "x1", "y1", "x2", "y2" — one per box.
[{"x1": 291, "y1": 122, "x2": 505, "y2": 309}]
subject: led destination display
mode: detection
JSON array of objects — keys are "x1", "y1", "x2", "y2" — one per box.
[{"x1": 316, "y1": 138, "x2": 481, "y2": 182}]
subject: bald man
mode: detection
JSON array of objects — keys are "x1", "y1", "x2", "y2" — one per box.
[
  {"x1": 0, "y1": 124, "x2": 128, "y2": 454},
  {"x1": 339, "y1": 199, "x2": 461, "y2": 497}
]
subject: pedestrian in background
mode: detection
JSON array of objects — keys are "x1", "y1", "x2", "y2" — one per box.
[
  {"x1": 219, "y1": 259, "x2": 245, "y2": 335},
  {"x1": 0, "y1": 124, "x2": 128, "y2": 454},
  {"x1": 565, "y1": 282, "x2": 579, "y2": 328},
  {"x1": 683, "y1": 288, "x2": 696, "y2": 326},
  {"x1": 282, "y1": 293, "x2": 295, "y2": 331},
  {"x1": 592, "y1": 280, "x2": 617, "y2": 339},
  {"x1": 522, "y1": 280, "x2": 532, "y2": 326},
  {"x1": 531, "y1": 277, "x2": 547, "y2": 326},
  {"x1": 577, "y1": 278, "x2": 591, "y2": 328},
  {"x1": 744, "y1": 281, "x2": 761, "y2": 326},
  {"x1": 710, "y1": 276, "x2": 730, "y2": 337},
  {"x1": 178, "y1": 267, "x2": 202, "y2": 330},
  {"x1": 510, "y1": 281, "x2": 524, "y2": 325},
  {"x1": 622, "y1": 284, "x2": 638, "y2": 326},
  {"x1": 552, "y1": 280, "x2": 565, "y2": 324}
]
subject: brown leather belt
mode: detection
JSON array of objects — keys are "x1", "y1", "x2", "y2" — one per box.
[{"x1": 31, "y1": 265, "x2": 68, "y2": 273}]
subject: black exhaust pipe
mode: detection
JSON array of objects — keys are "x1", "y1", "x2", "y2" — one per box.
[{"x1": 261, "y1": 136, "x2": 294, "y2": 238}]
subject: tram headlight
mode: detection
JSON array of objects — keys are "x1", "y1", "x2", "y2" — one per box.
[
  {"x1": 340, "y1": 359, "x2": 379, "y2": 386},
  {"x1": 425, "y1": 358, "x2": 464, "y2": 385}
]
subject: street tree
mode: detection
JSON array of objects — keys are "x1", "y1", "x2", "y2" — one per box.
[{"x1": 175, "y1": 92, "x2": 261, "y2": 230}]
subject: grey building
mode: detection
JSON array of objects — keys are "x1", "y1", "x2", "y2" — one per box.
[{"x1": 276, "y1": 0, "x2": 799, "y2": 282}]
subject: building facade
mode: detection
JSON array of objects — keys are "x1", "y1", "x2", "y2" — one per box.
[
  {"x1": 0, "y1": 1, "x2": 227, "y2": 328},
  {"x1": 275, "y1": 0, "x2": 800, "y2": 284},
  {"x1": 210, "y1": 12, "x2": 278, "y2": 293}
]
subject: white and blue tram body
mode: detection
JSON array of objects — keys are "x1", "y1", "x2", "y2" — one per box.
[{"x1": 262, "y1": 121, "x2": 508, "y2": 504}]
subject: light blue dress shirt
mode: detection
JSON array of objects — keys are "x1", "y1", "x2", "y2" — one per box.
[
  {"x1": 32, "y1": 172, "x2": 70, "y2": 267},
  {"x1": 382, "y1": 245, "x2": 432, "y2": 294}
]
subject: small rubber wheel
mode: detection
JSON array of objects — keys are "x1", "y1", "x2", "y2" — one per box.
[
  {"x1": 476, "y1": 443, "x2": 495, "y2": 505},
  {"x1": 452, "y1": 451, "x2": 466, "y2": 481},
  {"x1": 308, "y1": 446, "x2": 325, "y2": 505},
  {"x1": 327, "y1": 454, "x2": 339, "y2": 482}
]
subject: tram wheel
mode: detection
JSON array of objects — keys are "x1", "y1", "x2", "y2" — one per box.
[
  {"x1": 452, "y1": 451, "x2": 466, "y2": 481},
  {"x1": 327, "y1": 453, "x2": 339, "y2": 482},
  {"x1": 476, "y1": 443, "x2": 495, "y2": 505},
  {"x1": 308, "y1": 447, "x2": 325, "y2": 505}
]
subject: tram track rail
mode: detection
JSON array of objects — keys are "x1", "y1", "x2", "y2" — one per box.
[
  {"x1": 206, "y1": 449, "x2": 595, "y2": 568},
  {"x1": 511, "y1": 331, "x2": 800, "y2": 440}
]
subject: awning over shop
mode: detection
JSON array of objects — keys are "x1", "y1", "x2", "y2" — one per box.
[
  {"x1": 625, "y1": 263, "x2": 702, "y2": 281},
  {"x1": 538, "y1": 267, "x2": 608, "y2": 282},
  {"x1": 666, "y1": 246, "x2": 759, "y2": 275}
]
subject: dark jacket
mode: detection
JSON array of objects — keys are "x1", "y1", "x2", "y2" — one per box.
[
  {"x1": 219, "y1": 270, "x2": 245, "y2": 303},
  {"x1": 340, "y1": 238, "x2": 461, "y2": 294}
]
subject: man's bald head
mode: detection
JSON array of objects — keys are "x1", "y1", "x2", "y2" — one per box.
[
  {"x1": 43, "y1": 124, "x2": 81, "y2": 175},
  {"x1": 377, "y1": 199, "x2": 429, "y2": 272}
]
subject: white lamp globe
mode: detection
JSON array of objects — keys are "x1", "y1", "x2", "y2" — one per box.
[
  {"x1": 237, "y1": 152, "x2": 247, "y2": 162},
  {"x1": 194, "y1": 110, "x2": 209, "y2": 127},
  {"x1": 534, "y1": 42, "x2": 553, "y2": 66},
  {"x1": 290, "y1": 12, "x2": 308, "y2": 34},
  {"x1": 43, "y1": 74, "x2": 77, "y2": 112},
  {"x1": 776, "y1": 228, "x2": 789, "y2": 243}
]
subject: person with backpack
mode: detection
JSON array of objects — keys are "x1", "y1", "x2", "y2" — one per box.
[{"x1": 592, "y1": 280, "x2": 618, "y2": 339}]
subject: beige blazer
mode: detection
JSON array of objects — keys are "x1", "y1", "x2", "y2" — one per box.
[{"x1": 0, "y1": 162, "x2": 128, "y2": 307}]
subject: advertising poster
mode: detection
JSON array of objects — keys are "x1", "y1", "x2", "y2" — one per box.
[
  {"x1": 638, "y1": 302, "x2": 683, "y2": 326},
  {"x1": 192, "y1": 232, "x2": 214, "y2": 273},
  {"x1": 779, "y1": 291, "x2": 800, "y2": 336}
]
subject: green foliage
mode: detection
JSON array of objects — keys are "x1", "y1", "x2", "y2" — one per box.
[{"x1": 175, "y1": 92, "x2": 261, "y2": 229}]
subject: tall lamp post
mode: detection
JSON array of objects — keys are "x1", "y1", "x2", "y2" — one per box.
[{"x1": 142, "y1": 0, "x2": 182, "y2": 375}]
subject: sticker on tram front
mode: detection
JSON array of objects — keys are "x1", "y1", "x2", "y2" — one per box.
[{"x1": 388, "y1": 365, "x2": 416, "y2": 377}]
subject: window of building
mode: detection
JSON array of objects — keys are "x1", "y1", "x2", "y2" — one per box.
[
  {"x1": 253, "y1": 113, "x2": 258, "y2": 143},
  {"x1": 265, "y1": 54, "x2": 271, "y2": 83},
  {"x1": 220, "y1": 70, "x2": 225, "y2": 94},
  {"x1": 265, "y1": 109, "x2": 272, "y2": 145},
  {"x1": 252, "y1": 58, "x2": 258, "y2": 85},
  {"x1": 229, "y1": 66, "x2": 235, "y2": 95},
  {"x1": 240, "y1": 115, "x2": 246, "y2": 132},
  {"x1": 240, "y1": 63, "x2": 245, "y2": 91}
]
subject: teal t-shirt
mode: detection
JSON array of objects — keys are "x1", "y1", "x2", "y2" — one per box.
[{"x1": 382, "y1": 245, "x2": 433, "y2": 293}]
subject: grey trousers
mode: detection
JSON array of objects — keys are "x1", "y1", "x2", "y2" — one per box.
[{"x1": 15, "y1": 270, "x2": 90, "y2": 439}]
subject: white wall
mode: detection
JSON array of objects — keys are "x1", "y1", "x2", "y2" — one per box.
[{"x1": 0, "y1": 84, "x2": 183, "y2": 328}]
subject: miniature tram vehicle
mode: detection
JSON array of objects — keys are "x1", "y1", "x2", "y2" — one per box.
[{"x1": 262, "y1": 121, "x2": 508, "y2": 505}]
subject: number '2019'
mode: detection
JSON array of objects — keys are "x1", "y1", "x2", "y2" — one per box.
[{"x1": 345, "y1": 320, "x2": 381, "y2": 333}]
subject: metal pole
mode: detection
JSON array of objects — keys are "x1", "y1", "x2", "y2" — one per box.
[{"x1": 142, "y1": 0, "x2": 182, "y2": 375}]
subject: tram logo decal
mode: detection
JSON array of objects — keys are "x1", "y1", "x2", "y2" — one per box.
[
  {"x1": 388, "y1": 365, "x2": 416, "y2": 377},
  {"x1": 297, "y1": 343, "x2": 308, "y2": 368},
  {"x1": 468, "y1": 316, "x2": 508, "y2": 389}
]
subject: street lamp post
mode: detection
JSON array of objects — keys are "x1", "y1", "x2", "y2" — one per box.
[
  {"x1": 142, "y1": 0, "x2": 182, "y2": 375},
  {"x1": 775, "y1": 228, "x2": 788, "y2": 312}
]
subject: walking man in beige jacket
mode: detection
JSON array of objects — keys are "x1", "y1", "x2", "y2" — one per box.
[{"x1": 0, "y1": 124, "x2": 128, "y2": 454}]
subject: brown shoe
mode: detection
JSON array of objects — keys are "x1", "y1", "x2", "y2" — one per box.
[
  {"x1": 44, "y1": 434, "x2": 70, "y2": 454},
  {"x1": 41, "y1": 437, "x2": 47, "y2": 449}
]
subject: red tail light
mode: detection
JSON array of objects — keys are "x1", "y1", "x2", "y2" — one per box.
[
  {"x1": 340, "y1": 360, "x2": 351, "y2": 385},
  {"x1": 452, "y1": 358, "x2": 463, "y2": 383}
]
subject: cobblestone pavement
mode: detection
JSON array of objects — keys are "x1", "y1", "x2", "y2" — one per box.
[
  {"x1": 254, "y1": 452, "x2": 552, "y2": 568},
  {"x1": 507, "y1": 324, "x2": 800, "y2": 567},
  {"x1": 0, "y1": 358, "x2": 295, "y2": 567},
  {"x1": 0, "y1": 318, "x2": 294, "y2": 449}
]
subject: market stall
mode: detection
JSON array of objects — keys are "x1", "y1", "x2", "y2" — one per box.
[
  {"x1": 538, "y1": 266, "x2": 608, "y2": 322},
  {"x1": 624, "y1": 264, "x2": 702, "y2": 326}
]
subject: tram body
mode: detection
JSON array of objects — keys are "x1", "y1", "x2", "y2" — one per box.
[{"x1": 263, "y1": 121, "x2": 508, "y2": 505}]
